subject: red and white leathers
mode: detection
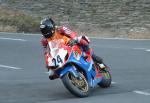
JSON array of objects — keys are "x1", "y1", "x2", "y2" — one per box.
[{"x1": 40, "y1": 26, "x2": 92, "y2": 67}]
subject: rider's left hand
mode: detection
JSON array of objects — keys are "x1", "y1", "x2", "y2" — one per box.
[{"x1": 68, "y1": 39, "x2": 78, "y2": 47}]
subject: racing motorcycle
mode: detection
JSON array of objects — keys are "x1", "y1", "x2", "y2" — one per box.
[{"x1": 44, "y1": 39, "x2": 112, "y2": 97}]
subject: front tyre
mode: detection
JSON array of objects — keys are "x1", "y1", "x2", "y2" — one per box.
[{"x1": 61, "y1": 71, "x2": 90, "y2": 97}]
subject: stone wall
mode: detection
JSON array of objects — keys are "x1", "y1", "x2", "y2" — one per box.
[{"x1": 1, "y1": 0, "x2": 150, "y2": 38}]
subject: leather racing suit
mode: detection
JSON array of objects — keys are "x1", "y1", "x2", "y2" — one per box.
[{"x1": 41, "y1": 26, "x2": 104, "y2": 79}]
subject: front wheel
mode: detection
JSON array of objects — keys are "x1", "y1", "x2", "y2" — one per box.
[{"x1": 61, "y1": 70, "x2": 90, "y2": 97}]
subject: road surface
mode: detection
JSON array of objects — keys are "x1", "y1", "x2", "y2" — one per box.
[{"x1": 0, "y1": 33, "x2": 150, "y2": 103}]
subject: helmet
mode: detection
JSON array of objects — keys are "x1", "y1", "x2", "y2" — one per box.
[{"x1": 40, "y1": 18, "x2": 55, "y2": 38}]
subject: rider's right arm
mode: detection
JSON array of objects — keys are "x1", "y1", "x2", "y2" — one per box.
[{"x1": 40, "y1": 37, "x2": 48, "y2": 48}]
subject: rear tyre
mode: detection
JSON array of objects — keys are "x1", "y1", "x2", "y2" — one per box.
[
  {"x1": 98, "y1": 67, "x2": 112, "y2": 88},
  {"x1": 61, "y1": 70, "x2": 90, "y2": 97}
]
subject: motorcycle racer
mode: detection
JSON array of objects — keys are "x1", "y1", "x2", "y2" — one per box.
[{"x1": 40, "y1": 17, "x2": 105, "y2": 78}]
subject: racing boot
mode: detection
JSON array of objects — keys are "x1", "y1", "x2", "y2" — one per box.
[
  {"x1": 47, "y1": 69, "x2": 58, "y2": 80},
  {"x1": 92, "y1": 53, "x2": 106, "y2": 69}
]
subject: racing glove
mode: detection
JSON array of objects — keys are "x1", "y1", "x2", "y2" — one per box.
[{"x1": 68, "y1": 39, "x2": 78, "y2": 47}]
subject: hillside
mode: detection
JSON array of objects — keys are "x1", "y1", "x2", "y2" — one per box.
[{"x1": 0, "y1": 0, "x2": 150, "y2": 38}]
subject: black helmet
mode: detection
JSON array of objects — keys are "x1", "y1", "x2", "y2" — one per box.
[{"x1": 40, "y1": 18, "x2": 55, "y2": 38}]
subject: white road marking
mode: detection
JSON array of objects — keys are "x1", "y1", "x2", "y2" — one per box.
[
  {"x1": 89, "y1": 37, "x2": 150, "y2": 40},
  {"x1": 133, "y1": 48, "x2": 150, "y2": 52},
  {"x1": 0, "y1": 64, "x2": 23, "y2": 70},
  {"x1": 146, "y1": 49, "x2": 150, "y2": 52},
  {"x1": 0, "y1": 32, "x2": 40, "y2": 36},
  {"x1": 133, "y1": 91, "x2": 150, "y2": 96},
  {"x1": 23, "y1": 34, "x2": 41, "y2": 36},
  {"x1": 133, "y1": 48, "x2": 146, "y2": 50},
  {"x1": 111, "y1": 81, "x2": 117, "y2": 84},
  {"x1": 0, "y1": 37, "x2": 26, "y2": 41}
]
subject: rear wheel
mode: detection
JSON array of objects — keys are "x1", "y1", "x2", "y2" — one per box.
[
  {"x1": 61, "y1": 69, "x2": 90, "y2": 97},
  {"x1": 98, "y1": 67, "x2": 112, "y2": 88}
]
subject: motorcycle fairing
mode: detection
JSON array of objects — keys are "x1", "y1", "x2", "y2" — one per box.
[{"x1": 55, "y1": 48, "x2": 102, "y2": 87}]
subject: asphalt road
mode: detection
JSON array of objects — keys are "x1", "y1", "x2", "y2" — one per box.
[{"x1": 0, "y1": 33, "x2": 150, "y2": 103}]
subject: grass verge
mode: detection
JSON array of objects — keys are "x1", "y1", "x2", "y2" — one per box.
[{"x1": 0, "y1": 6, "x2": 40, "y2": 33}]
